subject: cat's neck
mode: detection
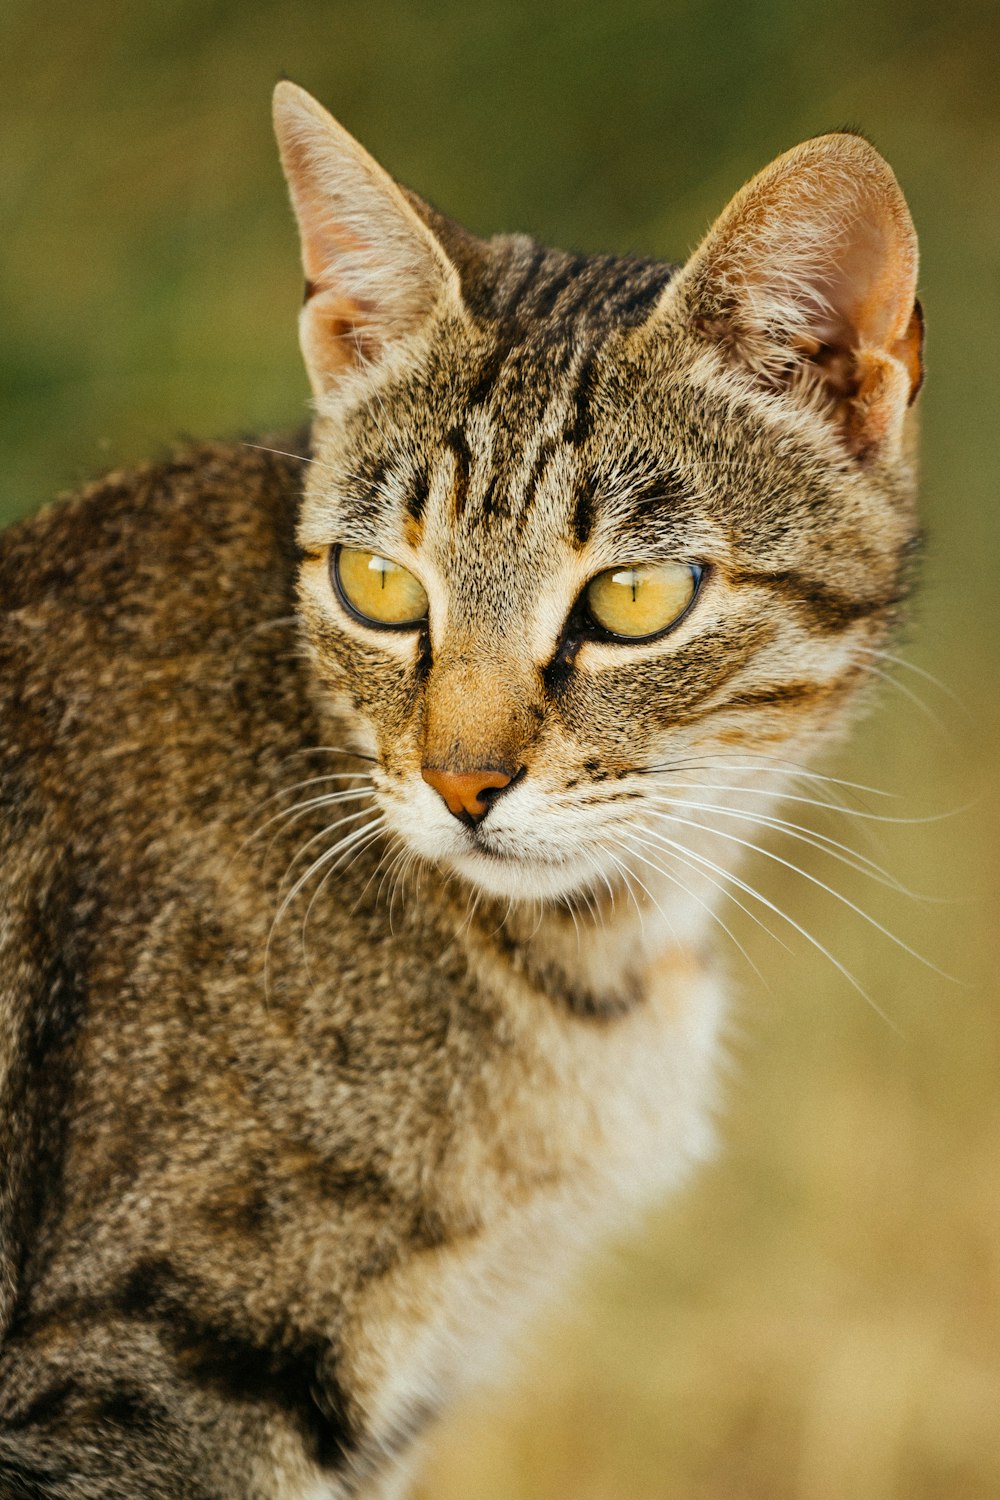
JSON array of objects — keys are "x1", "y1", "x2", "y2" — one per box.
[{"x1": 458, "y1": 864, "x2": 713, "y2": 1020}]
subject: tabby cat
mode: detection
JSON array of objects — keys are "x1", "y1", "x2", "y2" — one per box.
[{"x1": 0, "y1": 82, "x2": 923, "y2": 1499}]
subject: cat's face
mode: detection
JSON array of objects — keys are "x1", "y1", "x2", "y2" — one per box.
[{"x1": 277, "y1": 85, "x2": 922, "y2": 906}]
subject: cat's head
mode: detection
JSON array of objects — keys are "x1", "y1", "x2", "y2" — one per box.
[{"x1": 274, "y1": 83, "x2": 922, "y2": 906}]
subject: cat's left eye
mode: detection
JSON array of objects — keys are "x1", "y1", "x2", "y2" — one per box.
[
  {"x1": 585, "y1": 560, "x2": 703, "y2": 640},
  {"x1": 333, "y1": 546, "x2": 429, "y2": 628}
]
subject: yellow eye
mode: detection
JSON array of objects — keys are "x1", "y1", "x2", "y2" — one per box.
[
  {"x1": 585, "y1": 561, "x2": 702, "y2": 640},
  {"x1": 333, "y1": 547, "x2": 429, "y2": 628}
]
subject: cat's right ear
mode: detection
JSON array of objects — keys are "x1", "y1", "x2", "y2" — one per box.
[{"x1": 273, "y1": 82, "x2": 464, "y2": 399}]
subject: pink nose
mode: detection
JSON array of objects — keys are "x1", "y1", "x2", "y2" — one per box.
[{"x1": 421, "y1": 767, "x2": 514, "y2": 822}]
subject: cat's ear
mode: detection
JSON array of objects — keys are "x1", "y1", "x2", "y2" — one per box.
[
  {"x1": 673, "y1": 133, "x2": 923, "y2": 458},
  {"x1": 273, "y1": 82, "x2": 464, "y2": 398}
]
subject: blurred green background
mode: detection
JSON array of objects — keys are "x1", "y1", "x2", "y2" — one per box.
[{"x1": 2, "y1": 1, "x2": 998, "y2": 1495}]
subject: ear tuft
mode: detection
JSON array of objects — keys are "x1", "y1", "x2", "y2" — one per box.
[
  {"x1": 272, "y1": 82, "x2": 462, "y2": 398},
  {"x1": 678, "y1": 133, "x2": 922, "y2": 458}
]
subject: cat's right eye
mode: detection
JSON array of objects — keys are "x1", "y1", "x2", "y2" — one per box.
[{"x1": 333, "y1": 546, "x2": 429, "y2": 629}]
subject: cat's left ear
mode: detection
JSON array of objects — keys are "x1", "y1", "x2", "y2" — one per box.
[
  {"x1": 273, "y1": 82, "x2": 464, "y2": 399},
  {"x1": 669, "y1": 132, "x2": 923, "y2": 459}
]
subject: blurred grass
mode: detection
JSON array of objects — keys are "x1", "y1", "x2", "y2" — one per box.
[{"x1": 2, "y1": 1, "x2": 999, "y2": 1495}]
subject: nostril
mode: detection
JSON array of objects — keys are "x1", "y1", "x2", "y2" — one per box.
[
  {"x1": 478, "y1": 766, "x2": 525, "y2": 809},
  {"x1": 421, "y1": 766, "x2": 523, "y2": 823}
]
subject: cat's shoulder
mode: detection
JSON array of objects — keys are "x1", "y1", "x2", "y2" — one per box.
[
  {"x1": 0, "y1": 435, "x2": 311, "y2": 822},
  {"x1": 0, "y1": 436, "x2": 306, "y2": 627}
]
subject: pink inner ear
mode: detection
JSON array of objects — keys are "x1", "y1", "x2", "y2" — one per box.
[
  {"x1": 817, "y1": 217, "x2": 885, "y2": 348},
  {"x1": 300, "y1": 286, "x2": 384, "y2": 388},
  {"x1": 828, "y1": 201, "x2": 916, "y2": 355},
  {"x1": 307, "y1": 224, "x2": 371, "y2": 289}
]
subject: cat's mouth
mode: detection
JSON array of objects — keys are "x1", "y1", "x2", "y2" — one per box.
[
  {"x1": 378, "y1": 781, "x2": 609, "y2": 903},
  {"x1": 448, "y1": 829, "x2": 602, "y2": 902}
]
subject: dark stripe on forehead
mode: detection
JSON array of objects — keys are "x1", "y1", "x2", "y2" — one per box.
[
  {"x1": 404, "y1": 465, "x2": 429, "y2": 532},
  {"x1": 730, "y1": 567, "x2": 904, "y2": 631},
  {"x1": 480, "y1": 471, "x2": 507, "y2": 522},
  {"x1": 521, "y1": 437, "x2": 558, "y2": 519},
  {"x1": 571, "y1": 475, "x2": 596, "y2": 546},
  {"x1": 566, "y1": 346, "x2": 600, "y2": 447},
  {"x1": 597, "y1": 461, "x2": 700, "y2": 548},
  {"x1": 341, "y1": 459, "x2": 390, "y2": 527},
  {"x1": 529, "y1": 254, "x2": 591, "y2": 320},
  {"x1": 466, "y1": 344, "x2": 509, "y2": 408},
  {"x1": 475, "y1": 240, "x2": 675, "y2": 336},
  {"x1": 446, "y1": 426, "x2": 472, "y2": 519}
]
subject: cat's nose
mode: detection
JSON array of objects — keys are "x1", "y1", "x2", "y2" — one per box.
[{"x1": 421, "y1": 767, "x2": 514, "y2": 824}]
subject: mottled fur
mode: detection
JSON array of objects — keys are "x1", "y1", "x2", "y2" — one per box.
[{"x1": 0, "y1": 85, "x2": 921, "y2": 1498}]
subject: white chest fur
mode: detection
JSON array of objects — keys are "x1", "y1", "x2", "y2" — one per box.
[{"x1": 344, "y1": 947, "x2": 727, "y2": 1463}]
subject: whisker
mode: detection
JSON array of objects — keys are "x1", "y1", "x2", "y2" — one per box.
[
  {"x1": 643, "y1": 794, "x2": 937, "y2": 901},
  {"x1": 245, "y1": 785, "x2": 373, "y2": 848},
  {"x1": 644, "y1": 805, "x2": 955, "y2": 983},
  {"x1": 590, "y1": 861, "x2": 615, "y2": 927},
  {"x1": 300, "y1": 822, "x2": 387, "y2": 986},
  {"x1": 623, "y1": 820, "x2": 901, "y2": 1030},
  {"x1": 281, "y1": 745, "x2": 377, "y2": 764},
  {"x1": 563, "y1": 885, "x2": 585, "y2": 951},
  {"x1": 853, "y1": 656, "x2": 958, "y2": 746},
  {"x1": 377, "y1": 845, "x2": 406, "y2": 924},
  {"x1": 388, "y1": 845, "x2": 422, "y2": 934},
  {"x1": 265, "y1": 814, "x2": 385, "y2": 1001},
  {"x1": 242, "y1": 441, "x2": 316, "y2": 466},
  {"x1": 617, "y1": 827, "x2": 780, "y2": 986},
  {"x1": 642, "y1": 776, "x2": 961, "y2": 827},
  {"x1": 248, "y1": 790, "x2": 374, "y2": 865},
  {"x1": 352, "y1": 835, "x2": 401, "y2": 917},
  {"x1": 853, "y1": 644, "x2": 971, "y2": 718},
  {"x1": 646, "y1": 752, "x2": 900, "y2": 801},
  {"x1": 248, "y1": 770, "x2": 372, "y2": 818},
  {"x1": 275, "y1": 806, "x2": 375, "y2": 891},
  {"x1": 624, "y1": 820, "x2": 790, "y2": 953},
  {"x1": 603, "y1": 849, "x2": 652, "y2": 943}
]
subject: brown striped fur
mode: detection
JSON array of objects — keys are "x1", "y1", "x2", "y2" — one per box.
[{"x1": 0, "y1": 84, "x2": 922, "y2": 1498}]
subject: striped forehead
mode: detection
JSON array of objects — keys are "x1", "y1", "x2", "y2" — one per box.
[
  {"x1": 417, "y1": 389, "x2": 586, "y2": 630},
  {"x1": 315, "y1": 351, "x2": 724, "y2": 645}
]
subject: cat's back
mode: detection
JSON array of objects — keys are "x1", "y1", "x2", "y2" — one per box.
[
  {"x1": 0, "y1": 438, "x2": 306, "y2": 742},
  {"x1": 0, "y1": 440, "x2": 312, "y2": 1330},
  {"x1": 0, "y1": 439, "x2": 313, "y2": 852}
]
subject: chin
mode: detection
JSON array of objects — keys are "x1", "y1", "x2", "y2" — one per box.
[{"x1": 448, "y1": 848, "x2": 603, "y2": 904}]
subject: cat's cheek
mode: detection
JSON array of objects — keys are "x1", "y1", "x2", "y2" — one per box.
[{"x1": 313, "y1": 687, "x2": 379, "y2": 760}]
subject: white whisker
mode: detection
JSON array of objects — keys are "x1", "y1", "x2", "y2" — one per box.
[
  {"x1": 853, "y1": 644, "x2": 970, "y2": 718},
  {"x1": 265, "y1": 814, "x2": 385, "y2": 1000},
  {"x1": 642, "y1": 774, "x2": 954, "y2": 826},
  {"x1": 300, "y1": 823, "x2": 387, "y2": 984},
  {"x1": 649, "y1": 751, "x2": 900, "y2": 801},
  {"x1": 275, "y1": 807, "x2": 375, "y2": 893},
  {"x1": 242, "y1": 441, "x2": 316, "y2": 466},
  {"x1": 623, "y1": 818, "x2": 900, "y2": 1029},
  {"x1": 245, "y1": 786, "x2": 373, "y2": 854},
  {"x1": 644, "y1": 794, "x2": 935, "y2": 900},
  {"x1": 616, "y1": 828, "x2": 776, "y2": 986},
  {"x1": 644, "y1": 805, "x2": 954, "y2": 983},
  {"x1": 853, "y1": 656, "x2": 957, "y2": 744}
]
